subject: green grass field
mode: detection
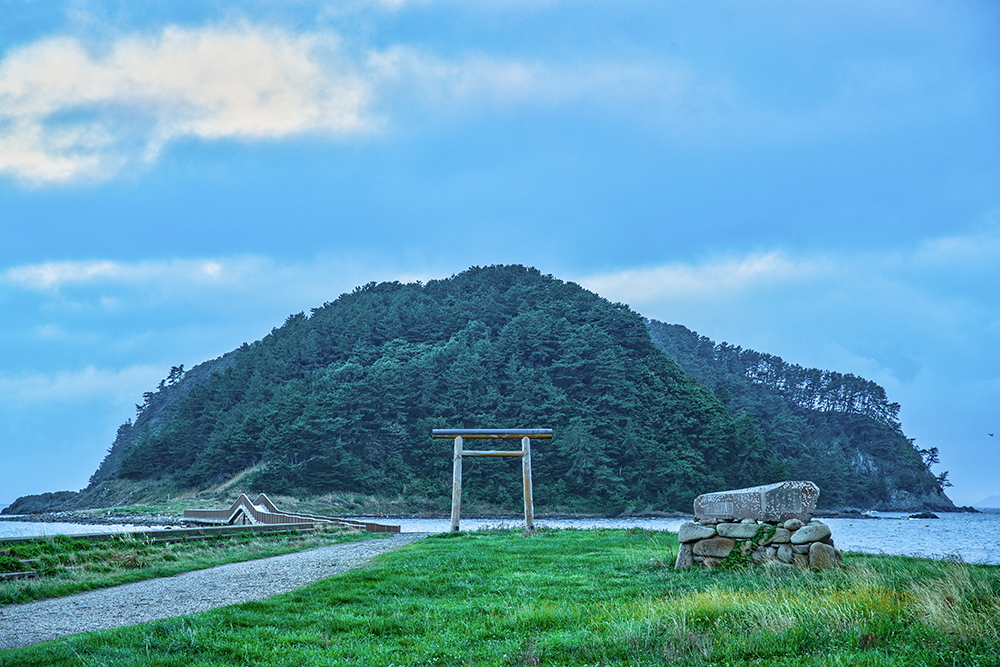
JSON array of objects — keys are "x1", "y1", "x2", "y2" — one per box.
[
  {"x1": 2, "y1": 528, "x2": 998, "y2": 666},
  {"x1": 0, "y1": 526, "x2": 374, "y2": 605}
]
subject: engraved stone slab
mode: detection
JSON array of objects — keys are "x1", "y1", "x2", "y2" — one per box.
[{"x1": 693, "y1": 481, "x2": 819, "y2": 523}]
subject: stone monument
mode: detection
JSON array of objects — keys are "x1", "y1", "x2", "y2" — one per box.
[
  {"x1": 675, "y1": 481, "x2": 844, "y2": 570},
  {"x1": 693, "y1": 480, "x2": 819, "y2": 523}
]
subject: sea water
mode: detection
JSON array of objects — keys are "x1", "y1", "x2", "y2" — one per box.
[
  {"x1": 821, "y1": 510, "x2": 1000, "y2": 565},
  {"x1": 3, "y1": 511, "x2": 998, "y2": 565},
  {"x1": 392, "y1": 512, "x2": 1000, "y2": 565},
  {"x1": 0, "y1": 519, "x2": 171, "y2": 539}
]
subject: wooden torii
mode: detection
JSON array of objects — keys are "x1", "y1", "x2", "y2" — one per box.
[{"x1": 432, "y1": 428, "x2": 553, "y2": 531}]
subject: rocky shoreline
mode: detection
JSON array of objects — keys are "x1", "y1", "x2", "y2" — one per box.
[
  {"x1": 1, "y1": 506, "x2": 980, "y2": 531},
  {"x1": 1, "y1": 508, "x2": 696, "y2": 527},
  {"x1": 812, "y1": 506, "x2": 980, "y2": 519}
]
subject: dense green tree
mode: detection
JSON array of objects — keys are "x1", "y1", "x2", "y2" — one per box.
[
  {"x1": 646, "y1": 320, "x2": 951, "y2": 509},
  {"x1": 69, "y1": 266, "x2": 950, "y2": 515},
  {"x1": 107, "y1": 266, "x2": 757, "y2": 511}
]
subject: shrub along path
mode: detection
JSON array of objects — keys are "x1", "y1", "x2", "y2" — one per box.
[{"x1": 0, "y1": 532, "x2": 426, "y2": 650}]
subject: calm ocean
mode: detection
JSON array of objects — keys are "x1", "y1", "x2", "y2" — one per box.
[
  {"x1": 0, "y1": 521, "x2": 172, "y2": 540},
  {"x1": 2, "y1": 510, "x2": 998, "y2": 565}
]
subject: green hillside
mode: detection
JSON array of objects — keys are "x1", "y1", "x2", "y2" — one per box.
[
  {"x1": 99, "y1": 265, "x2": 777, "y2": 513},
  {"x1": 646, "y1": 321, "x2": 953, "y2": 511},
  {"x1": 5, "y1": 265, "x2": 952, "y2": 515}
]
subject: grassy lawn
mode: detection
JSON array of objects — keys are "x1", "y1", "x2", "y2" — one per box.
[
  {"x1": 2, "y1": 528, "x2": 998, "y2": 666},
  {"x1": 0, "y1": 526, "x2": 376, "y2": 605}
]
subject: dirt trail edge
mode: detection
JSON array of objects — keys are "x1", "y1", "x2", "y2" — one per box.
[{"x1": 0, "y1": 532, "x2": 428, "y2": 650}]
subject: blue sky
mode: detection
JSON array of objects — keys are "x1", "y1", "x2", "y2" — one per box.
[{"x1": 1, "y1": 0, "x2": 998, "y2": 509}]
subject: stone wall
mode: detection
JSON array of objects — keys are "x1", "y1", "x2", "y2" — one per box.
[{"x1": 675, "y1": 516, "x2": 844, "y2": 570}]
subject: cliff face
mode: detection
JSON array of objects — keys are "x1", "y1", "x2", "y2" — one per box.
[
  {"x1": 646, "y1": 320, "x2": 955, "y2": 512},
  {"x1": 880, "y1": 489, "x2": 957, "y2": 513},
  {"x1": 3, "y1": 266, "x2": 955, "y2": 515},
  {"x1": 1, "y1": 483, "x2": 142, "y2": 515}
]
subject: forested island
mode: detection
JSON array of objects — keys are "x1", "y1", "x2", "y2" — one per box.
[{"x1": 4, "y1": 265, "x2": 953, "y2": 515}]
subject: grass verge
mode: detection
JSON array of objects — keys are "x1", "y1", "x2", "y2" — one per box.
[
  {"x1": 2, "y1": 528, "x2": 998, "y2": 666},
  {"x1": 0, "y1": 526, "x2": 376, "y2": 605}
]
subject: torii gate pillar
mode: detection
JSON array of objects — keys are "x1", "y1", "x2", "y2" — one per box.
[{"x1": 432, "y1": 429, "x2": 552, "y2": 532}]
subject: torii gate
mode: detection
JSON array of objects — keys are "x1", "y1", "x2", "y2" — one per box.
[{"x1": 432, "y1": 428, "x2": 553, "y2": 531}]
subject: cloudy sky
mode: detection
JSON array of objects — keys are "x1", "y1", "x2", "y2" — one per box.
[{"x1": 1, "y1": 0, "x2": 998, "y2": 509}]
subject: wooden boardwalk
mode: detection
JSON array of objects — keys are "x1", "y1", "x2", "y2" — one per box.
[{"x1": 183, "y1": 493, "x2": 400, "y2": 533}]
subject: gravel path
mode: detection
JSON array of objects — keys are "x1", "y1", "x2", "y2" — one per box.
[{"x1": 0, "y1": 532, "x2": 427, "y2": 650}]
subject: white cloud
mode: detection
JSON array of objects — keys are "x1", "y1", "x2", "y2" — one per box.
[
  {"x1": 574, "y1": 223, "x2": 1000, "y2": 393},
  {"x1": 0, "y1": 25, "x2": 371, "y2": 183},
  {"x1": 368, "y1": 46, "x2": 697, "y2": 116},
  {"x1": 1, "y1": 255, "x2": 436, "y2": 317},
  {"x1": 577, "y1": 252, "x2": 823, "y2": 304},
  {"x1": 369, "y1": 48, "x2": 543, "y2": 106},
  {"x1": 0, "y1": 364, "x2": 163, "y2": 405},
  {"x1": 4, "y1": 258, "x2": 241, "y2": 290},
  {"x1": 0, "y1": 20, "x2": 719, "y2": 184},
  {"x1": 328, "y1": 0, "x2": 558, "y2": 12},
  {"x1": 914, "y1": 213, "x2": 1000, "y2": 270},
  {"x1": 6, "y1": 223, "x2": 996, "y2": 331},
  {"x1": 367, "y1": 0, "x2": 416, "y2": 9},
  {"x1": 578, "y1": 220, "x2": 1000, "y2": 311},
  {"x1": 35, "y1": 324, "x2": 68, "y2": 340},
  {"x1": 1, "y1": 3, "x2": 986, "y2": 185}
]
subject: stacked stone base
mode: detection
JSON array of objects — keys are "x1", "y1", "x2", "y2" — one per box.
[{"x1": 675, "y1": 517, "x2": 844, "y2": 570}]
